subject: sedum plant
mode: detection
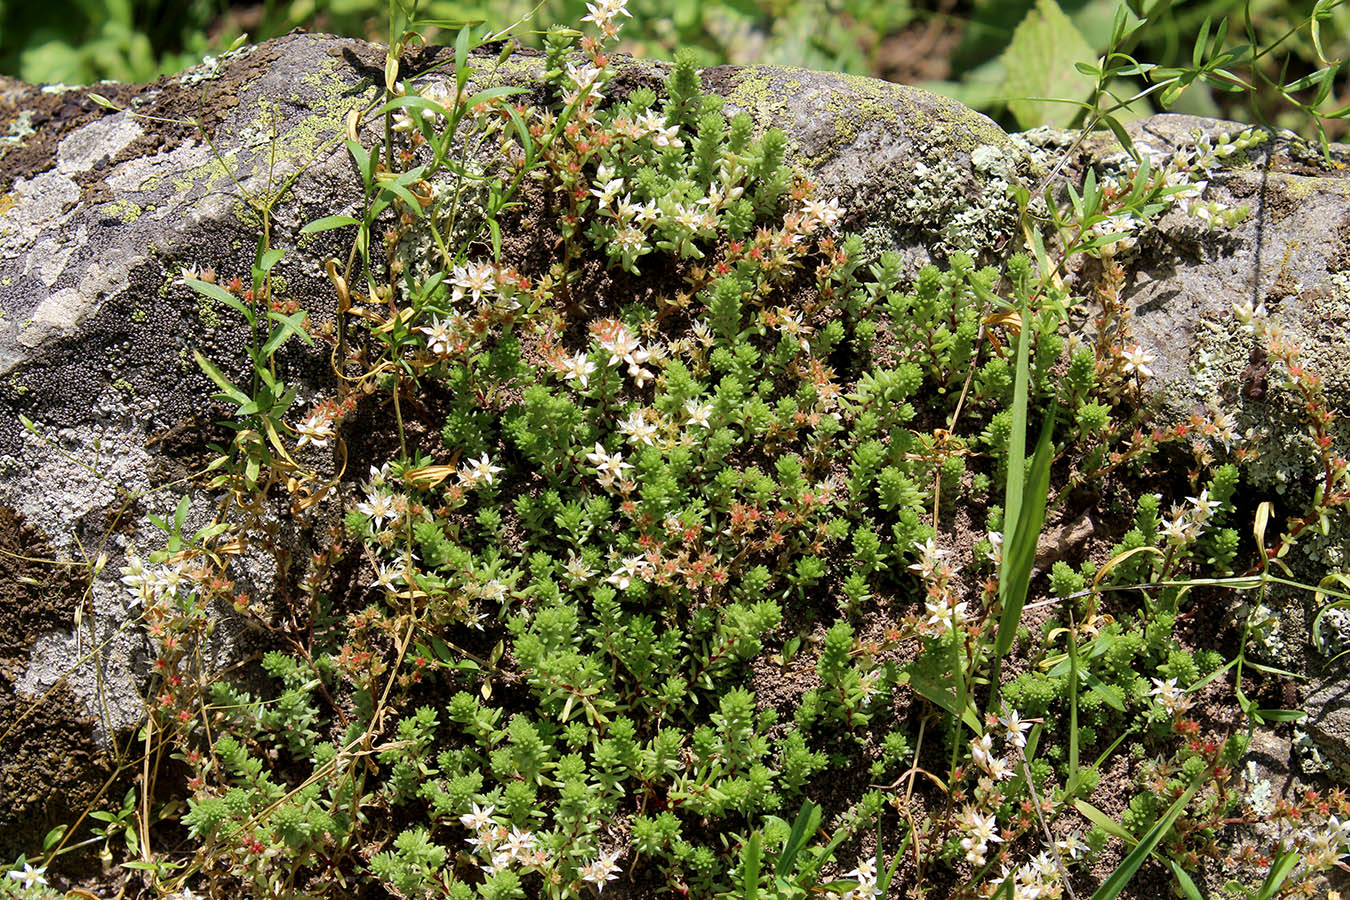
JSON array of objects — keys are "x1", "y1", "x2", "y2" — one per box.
[{"x1": 12, "y1": 2, "x2": 1350, "y2": 900}]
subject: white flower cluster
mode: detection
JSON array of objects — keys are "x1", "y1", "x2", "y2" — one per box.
[
  {"x1": 988, "y1": 848, "x2": 1067, "y2": 899},
  {"x1": 594, "y1": 320, "x2": 655, "y2": 387},
  {"x1": 607, "y1": 555, "x2": 653, "y2": 590},
  {"x1": 958, "y1": 804, "x2": 1003, "y2": 867},
  {"x1": 911, "y1": 538, "x2": 968, "y2": 637},
  {"x1": 1148, "y1": 676, "x2": 1193, "y2": 717},
  {"x1": 838, "y1": 856, "x2": 881, "y2": 900},
  {"x1": 958, "y1": 712, "x2": 1037, "y2": 871},
  {"x1": 580, "y1": 0, "x2": 631, "y2": 39},
  {"x1": 120, "y1": 554, "x2": 193, "y2": 611},
  {"x1": 459, "y1": 804, "x2": 551, "y2": 875},
  {"x1": 586, "y1": 443, "x2": 634, "y2": 490},
  {"x1": 418, "y1": 313, "x2": 465, "y2": 357},
  {"x1": 617, "y1": 408, "x2": 659, "y2": 446},
  {"x1": 1158, "y1": 488, "x2": 1223, "y2": 547},
  {"x1": 295, "y1": 408, "x2": 337, "y2": 449},
  {"x1": 576, "y1": 848, "x2": 623, "y2": 891},
  {"x1": 458, "y1": 803, "x2": 623, "y2": 891},
  {"x1": 1276, "y1": 813, "x2": 1350, "y2": 874}
]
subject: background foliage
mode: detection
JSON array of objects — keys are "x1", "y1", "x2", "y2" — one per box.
[{"x1": 1, "y1": 0, "x2": 1347, "y2": 138}]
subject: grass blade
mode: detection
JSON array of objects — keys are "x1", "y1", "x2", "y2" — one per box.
[
  {"x1": 776, "y1": 801, "x2": 820, "y2": 879},
  {"x1": 1089, "y1": 771, "x2": 1205, "y2": 900},
  {"x1": 742, "y1": 832, "x2": 761, "y2": 900},
  {"x1": 995, "y1": 402, "x2": 1057, "y2": 658}
]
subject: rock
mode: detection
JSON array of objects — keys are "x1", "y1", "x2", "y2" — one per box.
[
  {"x1": 0, "y1": 32, "x2": 1021, "y2": 852},
  {"x1": 1025, "y1": 116, "x2": 1350, "y2": 528},
  {"x1": 2, "y1": 28, "x2": 1349, "y2": 867}
]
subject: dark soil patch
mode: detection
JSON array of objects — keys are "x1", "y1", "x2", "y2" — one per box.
[{"x1": 0, "y1": 505, "x2": 120, "y2": 873}]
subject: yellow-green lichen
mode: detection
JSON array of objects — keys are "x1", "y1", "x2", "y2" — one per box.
[
  {"x1": 717, "y1": 66, "x2": 1007, "y2": 171},
  {"x1": 197, "y1": 294, "x2": 221, "y2": 330},
  {"x1": 100, "y1": 199, "x2": 144, "y2": 223}
]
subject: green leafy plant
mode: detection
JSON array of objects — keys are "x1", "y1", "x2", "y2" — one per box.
[{"x1": 11, "y1": 2, "x2": 1350, "y2": 900}]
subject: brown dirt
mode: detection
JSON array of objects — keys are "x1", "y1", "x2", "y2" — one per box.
[
  {"x1": 875, "y1": 14, "x2": 963, "y2": 86},
  {"x1": 0, "y1": 77, "x2": 139, "y2": 194},
  {"x1": 0, "y1": 504, "x2": 120, "y2": 873}
]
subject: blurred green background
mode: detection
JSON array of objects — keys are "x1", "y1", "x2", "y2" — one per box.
[{"x1": 1, "y1": 0, "x2": 1346, "y2": 136}]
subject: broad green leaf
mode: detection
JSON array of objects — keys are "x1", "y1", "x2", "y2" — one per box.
[
  {"x1": 258, "y1": 248, "x2": 285, "y2": 274},
  {"x1": 345, "y1": 139, "x2": 374, "y2": 194},
  {"x1": 42, "y1": 824, "x2": 68, "y2": 851},
  {"x1": 262, "y1": 310, "x2": 315, "y2": 356},
  {"x1": 1001, "y1": 0, "x2": 1097, "y2": 128},
  {"x1": 193, "y1": 350, "x2": 250, "y2": 407},
  {"x1": 173, "y1": 494, "x2": 190, "y2": 533},
  {"x1": 185, "y1": 277, "x2": 253, "y2": 326},
  {"x1": 910, "y1": 659, "x2": 982, "y2": 732},
  {"x1": 300, "y1": 215, "x2": 361, "y2": 234}
]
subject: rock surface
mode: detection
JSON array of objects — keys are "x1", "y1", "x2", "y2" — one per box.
[{"x1": 2, "y1": 29, "x2": 1350, "y2": 859}]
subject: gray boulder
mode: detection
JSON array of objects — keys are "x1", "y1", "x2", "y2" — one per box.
[{"x1": 0, "y1": 32, "x2": 1020, "y2": 855}]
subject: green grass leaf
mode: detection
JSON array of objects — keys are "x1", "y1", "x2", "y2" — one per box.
[
  {"x1": 300, "y1": 215, "x2": 362, "y2": 234},
  {"x1": 776, "y1": 801, "x2": 820, "y2": 879},
  {"x1": 185, "y1": 277, "x2": 253, "y2": 326},
  {"x1": 1001, "y1": 0, "x2": 1097, "y2": 128},
  {"x1": 1089, "y1": 771, "x2": 1206, "y2": 900},
  {"x1": 995, "y1": 403, "x2": 1057, "y2": 659},
  {"x1": 742, "y1": 832, "x2": 761, "y2": 900}
]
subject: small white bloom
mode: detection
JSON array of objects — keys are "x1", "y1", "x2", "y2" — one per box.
[
  {"x1": 356, "y1": 490, "x2": 396, "y2": 529},
  {"x1": 373, "y1": 563, "x2": 404, "y2": 590},
  {"x1": 970, "y1": 733, "x2": 995, "y2": 769},
  {"x1": 1121, "y1": 344, "x2": 1155, "y2": 380},
  {"x1": 684, "y1": 400, "x2": 713, "y2": 428},
  {"x1": 578, "y1": 848, "x2": 623, "y2": 891},
  {"x1": 561, "y1": 554, "x2": 593, "y2": 585},
  {"x1": 503, "y1": 826, "x2": 536, "y2": 859},
  {"x1": 7, "y1": 863, "x2": 47, "y2": 890},
  {"x1": 1055, "y1": 830, "x2": 1088, "y2": 860},
  {"x1": 618, "y1": 409, "x2": 658, "y2": 446},
  {"x1": 294, "y1": 410, "x2": 336, "y2": 449},
  {"x1": 459, "y1": 802, "x2": 496, "y2": 831},
  {"x1": 418, "y1": 315, "x2": 458, "y2": 356},
  {"x1": 460, "y1": 454, "x2": 504, "y2": 488},
  {"x1": 1185, "y1": 488, "x2": 1223, "y2": 523},
  {"x1": 1150, "y1": 677, "x2": 1192, "y2": 716},
  {"x1": 451, "y1": 261, "x2": 497, "y2": 306},
  {"x1": 560, "y1": 352, "x2": 597, "y2": 389},
  {"x1": 1001, "y1": 709, "x2": 1032, "y2": 749}
]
